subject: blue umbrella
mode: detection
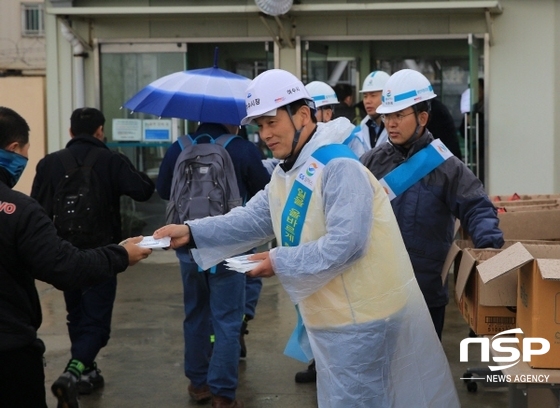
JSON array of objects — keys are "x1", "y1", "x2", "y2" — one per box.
[{"x1": 123, "y1": 52, "x2": 251, "y2": 125}]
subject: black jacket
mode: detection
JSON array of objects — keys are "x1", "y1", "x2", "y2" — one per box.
[
  {"x1": 427, "y1": 98, "x2": 463, "y2": 161},
  {"x1": 0, "y1": 169, "x2": 129, "y2": 351},
  {"x1": 31, "y1": 135, "x2": 155, "y2": 244}
]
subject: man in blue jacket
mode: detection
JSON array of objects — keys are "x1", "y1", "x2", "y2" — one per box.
[
  {"x1": 157, "y1": 122, "x2": 270, "y2": 407},
  {"x1": 360, "y1": 70, "x2": 503, "y2": 339}
]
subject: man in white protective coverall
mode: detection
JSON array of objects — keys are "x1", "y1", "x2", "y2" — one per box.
[
  {"x1": 346, "y1": 70, "x2": 391, "y2": 157},
  {"x1": 153, "y1": 69, "x2": 460, "y2": 408}
]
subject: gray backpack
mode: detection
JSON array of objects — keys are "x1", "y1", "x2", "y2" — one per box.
[{"x1": 165, "y1": 134, "x2": 242, "y2": 224}]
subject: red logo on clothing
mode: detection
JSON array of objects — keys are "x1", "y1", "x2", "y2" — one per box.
[{"x1": 0, "y1": 201, "x2": 16, "y2": 214}]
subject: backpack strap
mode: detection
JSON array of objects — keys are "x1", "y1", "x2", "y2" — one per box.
[
  {"x1": 57, "y1": 147, "x2": 104, "y2": 172},
  {"x1": 56, "y1": 149, "x2": 79, "y2": 174},
  {"x1": 83, "y1": 148, "x2": 105, "y2": 168},
  {"x1": 192, "y1": 133, "x2": 215, "y2": 144},
  {"x1": 215, "y1": 134, "x2": 244, "y2": 204},
  {"x1": 178, "y1": 134, "x2": 194, "y2": 150},
  {"x1": 215, "y1": 134, "x2": 240, "y2": 149}
]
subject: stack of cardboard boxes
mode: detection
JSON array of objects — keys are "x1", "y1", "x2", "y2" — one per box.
[
  {"x1": 492, "y1": 194, "x2": 560, "y2": 241},
  {"x1": 448, "y1": 194, "x2": 560, "y2": 369}
]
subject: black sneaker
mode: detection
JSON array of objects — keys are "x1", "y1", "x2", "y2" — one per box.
[
  {"x1": 51, "y1": 371, "x2": 80, "y2": 408},
  {"x1": 295, "y1": 360, "x2": 316, "y2": 383},
  {"x1": 77, "y1": 363, "x2": 104, "y2": 395},
  {"x1": 240, "y1": 317, "x2": 249, "y2": 358}
]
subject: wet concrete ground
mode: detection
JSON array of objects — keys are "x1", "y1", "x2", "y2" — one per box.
[{"x1": 38, "y1": 250, "x2": 510, "y2": 407}]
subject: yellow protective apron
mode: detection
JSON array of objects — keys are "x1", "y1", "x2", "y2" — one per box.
[{"x1": 268, "y1": 150, "x2": 411, "y2": 329}]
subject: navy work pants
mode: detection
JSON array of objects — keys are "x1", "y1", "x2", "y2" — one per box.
[
  {"x1": 64, "y1": 276, "x2": 117, "y2": 367},
  {"x1": 180, "y1": 260, "x2": 244, "y2": 400}
]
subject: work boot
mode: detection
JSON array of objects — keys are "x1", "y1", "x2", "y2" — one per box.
[
  {"x1": 77, "y1": 362, "x2": 104, "y2": 395},
  {"x1": 188, "y1": 384, "x2": 211, "y2": 404},
  {"x1": 295, "y1": 360, "x2": 317, "y2": 383},
  {"x1": 51, "y1": 371, "x2": 80, "y2": 408},
  {"x1": 211, "y1": 395, "x2": 244, "y2": 408},
  {"x1": 240, "y1": 316, "x2": 250, "y2": 358}
]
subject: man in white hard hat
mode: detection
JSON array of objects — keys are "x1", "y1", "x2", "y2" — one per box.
[
  {"x1": 305, "y1": 80, "x2": 367, "y2": 159},
  {"x1": 305, "y1": 81, "x2": 338, "y2": 123},
  {"x1": 350, "y1": 70, "x2": 391, "y2": 156},
  {"x1": 361, "y1": 69, "x2": 503, "y2": 339},
  {"x1": 261, "y1": 80, "x2": 361, "y2": 175},
  {"x1": 153, "y1": 69, "x2": 460, "y2": 408}
]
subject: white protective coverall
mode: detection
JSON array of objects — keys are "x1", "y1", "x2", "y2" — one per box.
[
  {"x1": 262, "y1": 117, "x2": 363, "y2": 175},
  {"x1": 349, "y1": 115, "x2": 389, "y2": 157},
  {"x1": 188, "y1": 118, "x2": 459, "y2": 408}
]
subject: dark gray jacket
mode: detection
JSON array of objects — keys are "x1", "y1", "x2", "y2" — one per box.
[{"x1": 361, "y1": 130, "x2": 503, "y2": 308}]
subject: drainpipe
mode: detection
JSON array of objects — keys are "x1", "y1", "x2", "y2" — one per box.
[{"x1": 60, "y1": 21, "x2": 86, "y2": 108}]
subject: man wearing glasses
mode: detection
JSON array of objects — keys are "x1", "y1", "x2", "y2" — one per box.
[{"x1": 360, "y1": 69, "x2": 503, "y2": 340}]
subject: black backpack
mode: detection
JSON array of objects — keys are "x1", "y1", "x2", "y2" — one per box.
[
  {"x1": 165, "y1": 134, "x2": 242, "y2": 224},
  {"x1": 52, "y1": 148, "x2": 113, "y2": 248}
]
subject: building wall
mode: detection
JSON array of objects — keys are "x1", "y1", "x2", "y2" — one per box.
[
  {"x1": 0, "y1": 76, "x2": 46, "y2": 195},
  {"x1": 44, "y1": 0, "x2": 560, "y2": 195},
  {"x1": 0, "y1": 0, "x2": 46, "y2": 74},
  {"x1": 555, "y1": 0, "x2": 560, "y2": 196},
  {"x1": 45, "y1": 10, "x2": 73, "y2": 153},
  {"x1": 489, "y1": 0, "x2": 557, "y2": 194}
]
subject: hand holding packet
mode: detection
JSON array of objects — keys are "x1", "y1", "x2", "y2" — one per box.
[
  {"x1": 224, "y1": 255, "x2": 261, "y2": 273},
  {"x1": 136, "y1": 236, "x2": 171, "y2": 249}
]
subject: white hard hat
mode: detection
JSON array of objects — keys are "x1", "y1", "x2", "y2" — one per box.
[
  {"x1": 359, "y1": 71, "x2": 390, "y2": 93},
  {"x1": 376, "y1": 69, "x2": 437, "y2": 114},
  {"x1": 305, "y1": 81, "x2": 339, "y2": 108},
  {"x1": 241, "y1": 69, "x2": 314, "y2": 125}
]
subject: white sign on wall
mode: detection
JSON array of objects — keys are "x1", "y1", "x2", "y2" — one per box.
[{"x1": 112, "y1": 119, "x2": 142, "y2": 141}]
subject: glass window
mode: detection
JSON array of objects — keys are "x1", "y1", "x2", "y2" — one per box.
[
  {"x1": 101, "y1": 51, "x2": 186, "y2": 141},
  {"x1": 21, "y1": 3, "x2": 44, "y2": 37},
  {"x1": 99, "y1": 41, "x2": 272, "y2": 236},
  {"x1": 100, "y1": 50, "x2": 186, "y2": 237}
]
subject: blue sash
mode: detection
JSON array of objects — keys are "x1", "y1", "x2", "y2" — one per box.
[
  {"x1": 379, "y1": 139, "x2": 453, "y2": 201},
  {"x1": 281, "y1": 144, "x2": 358, "y2": 362},
  {"x1": 343, "y1": 125, "x2": 368, "y2": 152}
]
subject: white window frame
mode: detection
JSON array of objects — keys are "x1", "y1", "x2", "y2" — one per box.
[{"x1": 21, "y1": 3, "x2": 45, "y2": 37}]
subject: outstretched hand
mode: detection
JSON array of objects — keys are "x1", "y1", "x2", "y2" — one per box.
[
  {"x1": 153, "y1": 224, "x2": 191, "y2": 249},
  {"x1": 246, "y1": 251, "x2": 275, "y2": 278},
  {"x1": 119, "y1": 236, "x2": 152, "y2": 265}
]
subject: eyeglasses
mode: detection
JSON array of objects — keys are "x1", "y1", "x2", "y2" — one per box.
[{"x1": 381, "y1": 111, "x2": 415, "y2": 124}]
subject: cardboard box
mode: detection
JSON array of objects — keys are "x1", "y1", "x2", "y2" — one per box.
[
  {"x1": 493, "y1": 197, "x2": 560, "y2": 240},
  {"x1": 445, "y1": 240, "x2": 518, "y2": 334},
  {"x1": 458, "y1": 194, "x2": 560, "y2": 241},
  {"x1": 491, "y1": 193, "x2": 560, "y2": 202},
  {"x1": 498, "y1": 207, "x2": 560, "y2": 240},
  {"x1": 494, "y1": 200, "x2": 559, "y2": 210},
  {"x1": 444, "y1": 240, "x2": 560, "y2": 335},
  {"x1": 477, "y1": 242, "x2": 560, "y2": 369}
]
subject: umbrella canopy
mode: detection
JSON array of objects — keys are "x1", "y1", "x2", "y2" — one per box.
[{"x1": 123, "y1": 66, "x2": 251, "y2": 126}]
